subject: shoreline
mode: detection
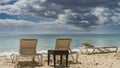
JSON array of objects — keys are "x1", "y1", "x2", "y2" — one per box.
[
  {"x1": 0, "y1": 47, "x2": 120, "y2": 58},
  {"x1": 0, "y1": 50, "x2": 119, "y2": 68},
  {"x1": 0, "y1": 48, "x2": 79, "y2": 58}
]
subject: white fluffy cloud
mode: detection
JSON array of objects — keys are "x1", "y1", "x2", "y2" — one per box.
[
  {"x1": 0, "y1": 0, "x2": 46, "y2": 15},
  {"x1": 0, "y1": 19, "x2": 83, "y2": 34},
  {"x1": 91, "y1": 7, "x2": 109, "y2": 25},
  {"x1": 91, "y1": 7, "x2": 120, "y2": 26},
  {"x1": 0, "y1": 19, "x2": 34, "y2": 25},
  {"x1": 0, "y1": 0, "x2": 11, "y2": 3}
]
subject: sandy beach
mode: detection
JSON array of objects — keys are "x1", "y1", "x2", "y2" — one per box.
[{"x1": 0, "y1": 50, "x2": 119, "y2": 68}]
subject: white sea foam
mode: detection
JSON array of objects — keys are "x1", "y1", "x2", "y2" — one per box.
[
  {"x1": 0, "y1": 48, "x2": 79, "y2": 58},
  {"x1": 0, "y1": 47, "x2": 119, "y2": 58},
  {"x1": 0, "y1": 51, "x2": 18, "y2": 58}
]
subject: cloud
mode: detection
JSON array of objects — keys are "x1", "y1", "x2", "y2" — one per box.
[
  {"x1": 0, "y1": 19, "x2": 83, "y2": 34},
  {"x1": 91, "y1": 7, "x2": 120, "y2": 26},
  {"x1": 0, "y1": 0, "x2": 120, "y2": 34},
  {"x1": 0, "y1": 0, "x2": 11, "y2": 4}
]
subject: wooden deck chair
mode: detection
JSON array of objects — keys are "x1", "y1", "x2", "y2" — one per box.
[
  {"x1": 14, "y1": 39, "x2": 43, "y2": 67},
  {"x1": 81, "y1": 42, "x2": 118, "y2": 54},
  {"x1": 55, "y1": 38, "x2": 78, "y2": 63}
]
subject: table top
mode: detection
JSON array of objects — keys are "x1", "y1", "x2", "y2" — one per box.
[{"x1": 48, "y1": 50, "x2": 69, "y2": 55}]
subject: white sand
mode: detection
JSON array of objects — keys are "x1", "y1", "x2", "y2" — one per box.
[{"x1": 0, "y1": 51, "x2": 120, "y2": 68}]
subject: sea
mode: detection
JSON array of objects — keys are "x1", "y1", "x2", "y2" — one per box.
[{"x1": 0, "y1": 34, "x2": 120, "y2": 57}]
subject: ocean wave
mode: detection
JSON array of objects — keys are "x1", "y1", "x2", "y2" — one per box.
[
  {"x1": 0, "y1": 48, "x2": 80, "y2": 58},
  {"x1": 0, "y1": 47, "x2": 119, "y2": 59}
]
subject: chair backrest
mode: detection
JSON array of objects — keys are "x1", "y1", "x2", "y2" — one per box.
[
  {"x1": 82, "y1": 42, "x2": 94, "y2": 48},
  {"x1": 55, "y1": 38, "x2": 71, "y2": 50},
  {"x1": 19, "y1": 39, "x2": 37, "y2": 55}
]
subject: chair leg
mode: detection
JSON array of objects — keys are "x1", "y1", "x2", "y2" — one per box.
[
  {"x1": 10, "y1": 54, "x2": 15, "y2": 63},
  {"x1": 36, "y1": 55, "x2": 40, "y2": 65},
  {"x1": 93, "y1": 48, "x2": 95, "y2": 54},
  {"x1": 40, "y1": 54, "x2": 43, "y2": 65},
  {"x1": 48, "y1": 54, "x2": 50, "y2": 65},
  {"x1": 76, "y1": 52, "x2": 79, "y2": 63},
  {"x1": 79, "y1": 48, "x2": 84, "y2": 54},
  {"x1": 70, "y1": 54, "x2": 75, "y2": 63},
  {"x1": 53, "y1": 54, "x2": 56, "y2": 67},
  {"x1": 60, "y1": 55, "x2": 62, "y2": 65},
  {"x1": 66, "y1": 54, "x2": 68, "y2": 66},
  {"x1": 115, "y1": 48, "x2": 118, "y2": 52},
  {"x1": 32, "y1": 56, "x2": 35, "y2": 62},
  {"x1": 86, "y1": 48, "x2": 89, "y2": 54},
  {"x1": 15, "y1": 55, "x2": 19, "y2": 67}
]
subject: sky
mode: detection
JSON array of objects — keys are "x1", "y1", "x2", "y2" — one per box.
[{"x1": 0, "y1": 0, "x2": 120, "y2": 34}]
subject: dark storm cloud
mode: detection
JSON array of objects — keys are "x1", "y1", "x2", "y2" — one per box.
[
  {"x1": 47, "y1": 0, "x2": 113, "y2": 7},
  {"x1": 65, "y1": 13, "x2": 98, "y2": 28},
  {"x1": 38, "y1": 0, "x2": 120, "y2": 29}
]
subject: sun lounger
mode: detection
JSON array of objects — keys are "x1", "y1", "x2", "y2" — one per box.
[
  {"x1": 81, "y1": 42, "x2": 118, "y2": 54},
  {"x1": 12, "y1": 39, "x2": 43, "y2": 67},
  {"x1": 48, "y1": 38, "x2": 78, "y2": 66},
  {"x1": 55, "y1": 38, "x2": 78, "y2": 63}
]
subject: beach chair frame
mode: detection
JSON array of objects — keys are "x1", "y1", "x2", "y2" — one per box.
[
  {"x1": 14, "y1": 39, "x2": 43, "y2": 67},
  {"x1": 55, "y1": 38, "x2": 78, "y2": 63},
  {"x1": 81, "y1": 42, "x2": 118, "y2": 54},
  {"x1": 48, "y1": 38, "x2": 78, "y2": 66}
]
